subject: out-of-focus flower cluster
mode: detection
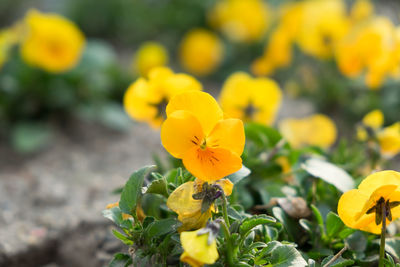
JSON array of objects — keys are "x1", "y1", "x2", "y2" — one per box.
[{"x1": 252, "y1": 0, "x2": 400, "y2": 90}]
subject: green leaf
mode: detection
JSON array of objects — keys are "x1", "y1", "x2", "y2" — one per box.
[
  {"x1": 109, "y1": 253, "x2": 132, "y2": 267},
  {"x1": 245, "y1": 123, "x2": 282, "y2": 147},
  {"x1": 301, "y1": 158, "x2": 355, "y2": 192},
  {"x1": 262, "y1": 242, "x2": 307, "y2": 267},
  {"x1": 239, "y1": 214, "x2": 276, "y2": 237},
  {"x1": 119, "y1": 165, "x2": 155, "y2": 216},
  {"x1": 321, "y1": 256, "x2": 354, "y2": 267},
  {"x1": 11, "y1": 122, "x2": 52, "y2": 153},
  {"x1": 145, "y1": 218, "x2": 181, "y2": 238},
  {"x1": 272, "y1": 207, "x2": 300, "y2": 241},
  {"x1": 226, "y1": 165, "x2": 251, "y2": 184},
  {"x1": 310, "y1": 204, "x2": 325, "y2": 236},
  {"x1": 385, "y1": 238, "x2": 400, "y2": 260},
  {"x1": 112, "y1": 229, "x2": 133, "y2": 245},
  {"x1": 102, "y1": 207, "x2": 123, "y2": 225},
  {"x1": 326, "y1": 212, "x2": 345, "y2": 238},
  {"x1": 345, "y1": 231, "x2": 367, "y2": 252},
  {"x1": 146, "y1": 178, "x2": 168, "y2": 197}
]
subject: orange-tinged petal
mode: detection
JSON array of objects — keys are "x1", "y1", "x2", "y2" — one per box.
[
  {"x1": 207, "y1": 118, "x2": 245, "y2": 156},
  {"x1": 182, "y1": 146, "x2": 242, "y2": 182},
  {"x1": 166, "y1": 91, "x2": 223, "y2": 135},
  {"x1": 161, "y1": 110, "x2": 205, "y2": 158}
]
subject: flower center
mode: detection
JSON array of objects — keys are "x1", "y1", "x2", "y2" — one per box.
[
  {"x1": 200, "y1": 139, "x2": 207, "y2": 150},
  {"x1": 243, "y1": 101, "x2": 259, "y2": 120},
  {"x1": 150, "y1": 97, "x2": 169, "y2": 119}
]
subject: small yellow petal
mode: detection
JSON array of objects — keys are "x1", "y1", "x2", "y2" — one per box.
[
  {"x1": 180, "y1": 230, "x2": 219, "y2": 265},
  {"x1": 166, "y1": 91, "x2": 223, "y2": 135}
]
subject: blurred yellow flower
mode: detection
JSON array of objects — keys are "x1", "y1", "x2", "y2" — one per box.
[
  {"x1": 161, "y1": 91, "x2": 245, "y2": 181},
  {"x1": 336, "y1": 17, "x2": 399, "y2": 89},
  {"x1": 296, "y1": 0, "x2": 349, "y2": 59},
  {"x1": 180, "y1": 229, "x2": 219, "y2": 267},
  {"x1": 251, "y1": 28, "x2": 293, "y2": 76},
  {"x1": 279, "y1": 114, "x2": 337, "y2": 149},
  {"x1": 357, "y1": 109, "x2": 384, "y2": 141},
  {"x1": 179, "y1": 29, "x2": 223, "y2": 76},
  {"x1": 338, "y1": 170, "x2": 400, "y2": 234},
  {"x1": 20, "y1": 9, "x2": 85, "y2": 73},
  {"x1": 251, "y1": 2, "x2": 303, "y2": 76},
  {"x1": 167, "y1": 179, "x2": 233, "y2": 232},
  {"x1": 378, "y1": 122, "x2": 400, "y2": 158},
  {"x1": 219, "y1": 72, "x2": 282, "y2": 125},
  {"x1": 106, "y1": 202, "x2": 146, "y2": 221},
  {"x1": 123, "y1": 67, "x2": 202, "y2": 128},
  {"x1": 209, "y1": 0, "x2": 269, "y2": 43},
  {"x1": 350, "y1": 0, "x2": 374, "y2": 23},
  {"x1": 132, "y1": 41, "x2": 169, "y2": 77}
]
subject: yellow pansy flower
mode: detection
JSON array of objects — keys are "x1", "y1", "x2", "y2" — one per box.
[
  {"x1": 20, "y1": 9, "x2": 85, "y2": 73},
  {"x1": 179, "y1": 29, "x2": 223, "y2": 76},
  {"x1": 295, "y1": 0, "x2": 349, "y2": 59},
  {"x1": 208, "y1": 0, "x2": 269, "y2": 43},
  {"x1": 377, "y1": 123, "x2": 400, "y2": 158},
  {"x1": 219, "y1": 72, "x2": 282, "y2": 125},
  {"x1": 167, "y1": 179, "x2": 233, "y2": 232},
  {"x1": 123, "y1": 67, "x2": 202, "y2": 128},
  {"x1": 338, "y1": 170, "x2": 400, "y2": 234},
  {"x1": 357, "y1": 109, "x2": 384, "y2": 141},
  {"x1": 279, "y1": 114, "x2": 337, "y2": 149},
  {"x1": 132, "y1": 41, "x2": 169, "y2": 77},
  {"x1": 336, "y1": 17, "x2": 399, "y2": 89},
  {"x1": 161, "y1": 91, "x2": 245, "y2": 182},
  {"x1": 180, "y1": 229, "x2": 219, "y2": 267}
]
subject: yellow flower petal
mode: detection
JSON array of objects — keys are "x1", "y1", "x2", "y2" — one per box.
[
  {"x1": 207, "y1": 118, "x2": 245, "y2": 156},
  {"x1": 179, "y1": 29, "x2": 224, "y2": 76},
  {"x1": 123, "y1": 78, "x2": 158, "y2": 122},
  {"x1": 166, "y1": 91, "x2": 223, "y2": 135},
  {"x1": 182, "y1": 146, "x2": 242, "y2": 182},
  {"x1": 215, "y1": 179, "x2": 234, "y2": 196},
  {"x1": 180, "y1": 230, "x2": 219, "y2": 265},
  {"x1": 167, "y1": 182, "x2": 201, "y2": 216},
  {"x1": 338, "y1": 170, "x2": 400, "y2": 234},
  {"x1": 20, "y1": 9, "x2": 85, "y2": 73},
  {"x1": 378, "y1": 123, "x2": 400, "y2": 158},
  {"x1": 358, "y1": 170, "x2": 400, "y2": 195},
  {"x1": 362, "y1": 109, "x2": 384, "y2": 130},
  {"x1": 161, "y1": 110, "x2": 204, "y2": 159},
  {"x1": 133, "y1": 42, "x2": 169, "y2": 77}
]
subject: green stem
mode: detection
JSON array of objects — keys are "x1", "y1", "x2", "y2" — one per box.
[
  {"x1": 379, "y1": 202, "x2": 387, "y2": 267},
  {"x1": 221, "y1": 191, "x2": 230, "y2": 228},
  {"x1": 220, "y1": 220, "x2": 234, "y2": 267}
]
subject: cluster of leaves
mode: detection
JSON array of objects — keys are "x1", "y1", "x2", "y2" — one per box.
[
  {"x1": 0, "y1": 41, "x2": 131, "y2": 153},
  {"x1": 104, "y1": 123, "x2": 400, "y2": 266}
]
